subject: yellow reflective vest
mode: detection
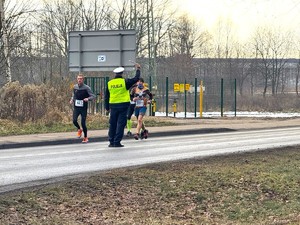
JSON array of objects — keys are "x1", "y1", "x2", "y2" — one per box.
[{"x1": 108, "y1": 78, "x2": 130, "y2": 103}]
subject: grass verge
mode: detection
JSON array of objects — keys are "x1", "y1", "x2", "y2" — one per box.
[
  {"x1": 1, "y1": 146, "x2": 300, "y2": 224},
  {"x1": 0, "y1": 115, "x2": 178, "y2": 136}
]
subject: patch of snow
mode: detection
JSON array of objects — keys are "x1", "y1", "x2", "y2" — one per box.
[{"x1": 154, "y1": 111, "x2": 300, "y2": 118}]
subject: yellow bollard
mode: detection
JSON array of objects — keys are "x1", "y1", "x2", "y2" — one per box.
[
  {"x1": 152, "y1": 99, "x2": 156, "y2": 116},
  {"x1": 200, "y1": 81, "x2": 203, "y2": 118},
  {"x1": 172, "y1": 99, "x2": 177, "y2": 117}
]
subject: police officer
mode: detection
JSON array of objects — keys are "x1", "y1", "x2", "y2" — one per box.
[{"x1": 105, "y1": 63, "x2": 141, "y2": 147}]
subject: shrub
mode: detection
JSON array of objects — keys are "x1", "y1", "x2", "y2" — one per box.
[
  {"x1": 237, "y1": 94, "x2": 300, "y2": 112},
  {"x1": 0, "y1": 78, "x2": 72, "y2": 122}
]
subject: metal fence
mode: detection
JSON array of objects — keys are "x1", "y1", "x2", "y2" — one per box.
[
  {"x1": 146, "y1": 76, "x2": 237, "y2": 117},
  {"x1": 85, "y1": 77, "x2": 108, "y2": 115},
  {"x1": 85, "y1": 76, "x2": 237, "y2": 117}
]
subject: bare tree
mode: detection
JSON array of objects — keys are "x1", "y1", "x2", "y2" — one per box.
[
  {"x1": 121, "y1": 0, "x2": 177, "y2": 82},
  {"x1": 232, "y1": 42, "x2": 252, "y2": 96},
  {"x1": 111, "y1": 0, "x2": 133, "y2": 29},
  {"x1": 39, "y1": 0, "x2": 82, "y2": 58},
  {"x1": 166, "y1": 15, "x2": 196, "y2": 81},
  {"x1": 209, "y1": 17, "x2": 237, "y2": 83},
  {"x1": 169, "y1": 15, "x2": 195, "y2": 57},
  {"x1": 163, "y1": 14, "x2": 210, "y2": 82},
  {"x1": 0, "y1": 0, "x2": 34, "y2": 84},
  {"x1": 0, "y1": 0, "x2": 11, "y2": 83},
  {"x1": 79, "y1": 0, "x2": 113, "y2": 31},
  {"x1": 252, "y1": 26, "x2": 293, "y2": 96},
  {"x1": 296, "y1": 49, "x2": 300, "y2": 95}
]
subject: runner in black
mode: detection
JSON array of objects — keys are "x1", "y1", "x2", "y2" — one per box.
[{"x1": 70, "y1": 74, "x2": 95, "y2": 143}]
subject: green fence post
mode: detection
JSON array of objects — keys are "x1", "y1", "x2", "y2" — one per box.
[
  {"x1": 234, "y1": 78, "x2": 237, "y2": 117},
  {"x1": 166, "y1": 76, "x2": 168, "y2": 117},
  {"x1": 106, "y1": 76, "x2": 110, "y2": 115},
  {"x1": 92, "y1": 77, "x2": 96, "y2": 114},
  {"x1": 94, "y1": 77, "x2": 100, "y2": 113},
  {"x1": 100, "y1": 77, "x2": 106, "y2": 115},
  {"x1": 149, "y1": 76, "x2": 152, "y2": 92},
  {"x1": 184, "y1": 79, "x2": 187, "y2": 118},
  {"x1": 194, "y1": 78, "x2": 197, "y2": 118},
  {"x1": 221, "y1": 78, "x2": 224, "y2": 117}
]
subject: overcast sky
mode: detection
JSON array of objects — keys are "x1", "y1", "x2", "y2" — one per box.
[
  {"x1": 7, "y1": 0, "x2": 300, "y2": 42},
  {"x1": 175, "y1": 0, "x2": 300, "y2": 41}
]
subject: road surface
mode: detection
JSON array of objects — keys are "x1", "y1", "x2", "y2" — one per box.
[{"x1": 1, "y1": 127, "x2": 300, "y2": 192}]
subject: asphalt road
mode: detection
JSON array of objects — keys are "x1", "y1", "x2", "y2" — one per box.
[{"x1": 1, "y1": 126, "x2": 300, "y2": 193}]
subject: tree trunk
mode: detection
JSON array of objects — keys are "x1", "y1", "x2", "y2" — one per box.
[
  {"x1": 263, "y1": 74, "x2": 268, "y2": 97},
  {"x1": 0, "y1": 0, "x2": 11, "y2": 83},
  {"x1": 296, "y1": 63, "x2": 299, "y2": 96}
]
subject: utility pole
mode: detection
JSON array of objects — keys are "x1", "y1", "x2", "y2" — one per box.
[
  {"x1": 130, "y1": 0, "x2": 137, "y2": 29},
  {"x1": 0, "y1": 0, "x2": 11, "y2": 83},
  {"x1": 146, "y1": 0, "x2": 151, "y2": 77},
  {"x1": 150, "y1": 0, "x2": 156, "y2": 82},
  {"x1": 146, "y1": 0, "x2": 156, "y2": 82}
]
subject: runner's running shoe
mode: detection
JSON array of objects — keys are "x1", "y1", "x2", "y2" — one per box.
[
  {"x1": 140, "y1": 130, "x2": 145, "y2": 139},
  {"x1": 82, "y1": 137, "x2": 89, "y2": 143},
  {"x1": 126, "y1": 131, "x2": 132, "y2": 137},
  {"x1": 143, "y1": 129, "x2": 149, "y2": 139},
  {"x1": 134, "y1": 133, "x2": 139, "y2": 140},
  {"x1": 77, "y1": 129, "x2": 83, "y2": 138}
]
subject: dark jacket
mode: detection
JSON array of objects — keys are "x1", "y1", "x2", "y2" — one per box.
[{"x1": 71, "y1": 83, "x2": 95, "y2": 109}]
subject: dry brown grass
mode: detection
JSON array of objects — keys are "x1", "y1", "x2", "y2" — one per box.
[
  {"x1": 0, "y1": 79, "x2": 72, "y2": 122},
  {"x1": 237, "y1": 94, "x2": 300, "y2": 112},
  {"x1": 1, "y1": 146, "x2": 300, "y2": 224}
]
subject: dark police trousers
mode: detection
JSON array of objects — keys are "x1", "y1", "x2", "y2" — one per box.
[{"x1": 108, "y1": 105, "x2": 129, "y2": 145}]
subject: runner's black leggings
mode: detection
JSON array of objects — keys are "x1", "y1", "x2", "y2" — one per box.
[
  {"x1": 73, "y1": 107, "x2": 88, "y2": 138},
  {"x1": 127, "y1": 104, "x2": 135, "y2": 120}
]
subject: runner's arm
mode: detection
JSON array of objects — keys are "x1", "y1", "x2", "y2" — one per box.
[
  {"x1": 87, "y1": 86, "x2": 96, "y2": 101},
  {"x1": 126, "y1": 69, "x2": 141, "y2": 89}
]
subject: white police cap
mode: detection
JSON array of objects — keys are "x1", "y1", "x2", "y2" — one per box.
[{"x1": 113, "y1": 67, "x2": 125, "y2": 73}]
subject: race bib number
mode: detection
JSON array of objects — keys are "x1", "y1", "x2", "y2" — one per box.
[
  {"x1": 75, "y1": 99, "x2": 84, "y2": 107},
  {"x1": 136, "y1": 99, "x2": 144, "y2": 107}
]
